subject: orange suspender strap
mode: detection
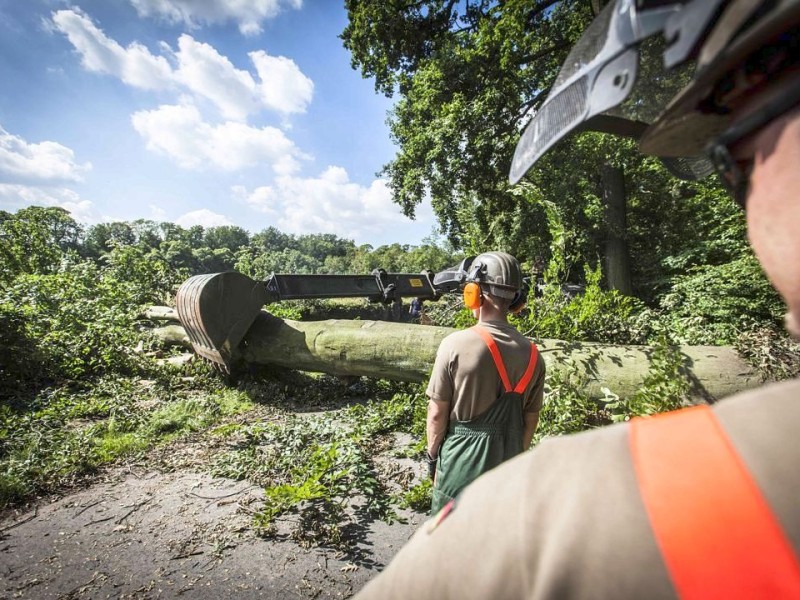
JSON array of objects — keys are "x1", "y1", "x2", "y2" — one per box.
[
  {"x1": 471, "y1": 326, "x2": 538, "y2": 394},
  {"x1": 630, "y1": 405, "x2": 800, "y2": 599},
  {"x1": 512, "y1": 342, "x2": 538, "y2": 394}
]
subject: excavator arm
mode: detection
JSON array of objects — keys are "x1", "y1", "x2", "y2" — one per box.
[{"x1": 175, "y1": 259, "x2": 475, "y2": 371}]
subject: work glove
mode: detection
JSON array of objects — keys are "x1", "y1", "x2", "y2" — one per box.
[{"x1": 426, "y1": 451, "x2": 437, "y2": 480}]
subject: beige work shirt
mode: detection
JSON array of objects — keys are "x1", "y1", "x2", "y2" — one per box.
[
  {"x1": 426, "y1": 320, "x2": 545, "y2": 421},
  {"x1": 356, "y1": 378, "x2": 800, "y2": 599}
]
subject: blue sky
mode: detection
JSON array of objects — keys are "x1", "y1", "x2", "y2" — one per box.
[{"x1": 0, "y1": 0, "x2": 438, "y2": 247}]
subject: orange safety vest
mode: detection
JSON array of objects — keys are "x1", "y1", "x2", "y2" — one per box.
[{"x1": 630, "y1": 405, "x2": 800, "y2": 598}]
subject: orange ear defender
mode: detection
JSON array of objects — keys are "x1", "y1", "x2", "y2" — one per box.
[{"x1": 463, "y1": 282, "x2": 483, "y2": 310}]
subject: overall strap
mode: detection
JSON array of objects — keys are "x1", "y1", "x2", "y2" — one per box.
[
  {"x1": 630, "y1": 405, "x2": 800, "y2": 599},
  {"x1": 471, "y1": 325, "x2": 538, "y2": 394}
]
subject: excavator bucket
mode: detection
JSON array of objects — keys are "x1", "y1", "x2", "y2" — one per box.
[{"x1": 175, "y1": 271, "x2": 268, "y2": 371}]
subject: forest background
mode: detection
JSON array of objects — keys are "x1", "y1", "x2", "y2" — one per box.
[{"x1": 2, "y1": 0, "x2": 800, "y2": 548}]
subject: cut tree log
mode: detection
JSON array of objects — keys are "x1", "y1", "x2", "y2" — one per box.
[
  {"x1": 148, "y1": 307, "x2": 761, "y2": 402},
  {"x1": 142, "y1": 306, "x2": 179, "y2": 321}
]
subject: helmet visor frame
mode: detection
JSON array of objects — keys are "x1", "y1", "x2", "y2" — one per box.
[{"x1": 509, "y1": 0, "x2": 720, "y2": 184}]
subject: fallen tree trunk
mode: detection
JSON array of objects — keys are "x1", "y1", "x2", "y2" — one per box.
[{"x1": 149, "y1": 308, "x2": 760, "y2": 402}]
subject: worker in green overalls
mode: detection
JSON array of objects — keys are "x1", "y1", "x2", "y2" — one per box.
[{"x1": 426, "y1": 252, "x2": 546, "y2": 514}]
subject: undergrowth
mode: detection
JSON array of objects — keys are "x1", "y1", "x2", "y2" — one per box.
[
  {"x1": 0, "y1": 368, "x2": 251, "y2": 509},
  {"x1": 533, "y1": 339, "x2": 692, "y2": 444},
  {"x1": 210, "y1": 381, "x2": 429, "y2": 549}
]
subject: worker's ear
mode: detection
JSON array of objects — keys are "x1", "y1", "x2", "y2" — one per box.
[{"x1": 463, "y1": 282, "x2": 483, "y2": 310}]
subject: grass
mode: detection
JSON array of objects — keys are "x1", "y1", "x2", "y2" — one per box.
[{"x1": 0, "y1": 371, "x2": 256, "y2": 509}]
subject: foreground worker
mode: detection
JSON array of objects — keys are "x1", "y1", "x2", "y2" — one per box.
[
  {"x1": 426, "y1": 252, "x2": 545, "y2": 513},
  {"x1": 356, "y1": 0, "x2": 800, "y2": 597}
]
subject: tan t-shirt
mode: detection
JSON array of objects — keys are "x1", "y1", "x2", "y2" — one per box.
[
  {"x1": 426, "y1": 320, "x2": 546, "y2": 421},
  {"x1": 355, "y1": 378, "x2": 800, "y2": 599}
]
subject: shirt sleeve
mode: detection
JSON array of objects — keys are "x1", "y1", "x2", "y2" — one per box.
[
  {"x1": 523, "y1": 353, "x2": 546, "y2": 414},
  {"x1": 426, "y1": 335, "x2": 455, "y2": 406}
]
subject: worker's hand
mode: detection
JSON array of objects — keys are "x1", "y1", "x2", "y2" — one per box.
[{"x1": 426, "y1": 451, "x2": 437, "y2": 480}]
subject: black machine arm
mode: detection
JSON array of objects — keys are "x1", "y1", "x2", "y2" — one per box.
[
  {"x1": 261, "y1": 256, "x2": 530, "y2": 305},
  {"x1": 263, "y1": 266, "x2": 466, "y2": 305}
]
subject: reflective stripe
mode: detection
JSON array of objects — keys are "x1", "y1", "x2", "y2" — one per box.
[
  {"x1": 471, "y1": 325, "x2": 538, "y2": 394},
  {"x1": 630, "y1": 405, "x2": 800, "y2": 599}
]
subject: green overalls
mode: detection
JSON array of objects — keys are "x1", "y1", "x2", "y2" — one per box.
[{"x1": 431, "y1": 325, "x2": 539, "y2": 514}]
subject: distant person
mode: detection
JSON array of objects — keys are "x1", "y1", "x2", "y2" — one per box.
[
  {"x1": 425, "y1": 252, "x2": 545, "y2": 513},
  {"x1": 357, "y1": 1, "x2": 800, "y2": 597},
  {"x1": 409, "y1": 297, "x2": 423, "y2": 319}
]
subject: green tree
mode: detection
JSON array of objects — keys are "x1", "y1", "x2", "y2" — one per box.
[
  {"x1": 343, "y1": 1, "x2": 742, "y2": 297},
  {"x1": 83, "y1": 222, "x2": 136, "y2": 258},
  {"x1": 296, "y1": 233, "x2": 356, "y2": 263},
  {"x1": 342, "y1": 0, "x2": 593, "y2": 249},
  {"x1": 0, "y1": 207, "x2": 82, "y2": 280},
  {"x1": 252, "y1": 227, "x2": 293, "y2": 253},
  {"x1": 204, "y1": 226, "x2": 250, "y2": 253}
]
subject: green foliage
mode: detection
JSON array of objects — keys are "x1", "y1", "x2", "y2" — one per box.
[
  {"x1": 0, "y1": 207, "x2": 82, "y2": 281},
  {"x1": 343, "y1": 0, "x2": 594, "y2": 248},
  {"x1": 657, "y1": 253, "x2": 784, "y2": 345},
  {"x1": 605, "y1": 340, "x2": 690, "y2": 421},
  {"x1": 513, "y1": 264, "x2": 651, "y2": 344},
  {"x1": 534, "y1": 341, "x2": 693, "y2": 446},
  {"x1": 533, "y1": 366, "x2": 607, "y2": 444},
  {"x1": 0, "y1": 377, "x2": 251, "y2": 509},
  {"x1": 263, "y1": 302, "x2": 304, "y2": 321},
  {"x1": 0, "y1": 246, "x2": 184, "y2": 394},
  {"x1": 212, "y1": 383, "x2": 429, "y2": 546},
  {"x1": 401, "y1": 478, "x2": 432, "y2": 511},
  {"x1": 2, "y1": 265, "x2": 143, "y2": 385}
]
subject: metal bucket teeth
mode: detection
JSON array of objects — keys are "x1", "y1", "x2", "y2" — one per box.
[{"x1": 175, "y1": 272, "x2": 268, "y2": 371}]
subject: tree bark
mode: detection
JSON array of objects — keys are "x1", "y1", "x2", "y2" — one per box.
[
  {"x1": 149, "y1": 308, "x2": 760, "y2": 402},
  {"x1": 602, "y1": 163, "x2": 633, "y2": 296}
]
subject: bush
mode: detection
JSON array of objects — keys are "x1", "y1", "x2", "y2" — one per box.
[
  {"x1": 656, "y1": 253, "x2": 785, "y2": 345},
  {"x1": 1, "y1": 264, "x2": 145, "y2": 386},
  {"x1": 513, "y1": 264, "x2": 651, "y2": 344}
]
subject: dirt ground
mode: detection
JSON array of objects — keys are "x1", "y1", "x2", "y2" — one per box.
[{"x1": 0, "y1": 419, "x2": 426, "y2": 599}]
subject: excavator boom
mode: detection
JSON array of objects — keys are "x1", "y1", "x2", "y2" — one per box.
[{"x1": 175, "y1": 263, "x2": 471, "y2": 371}]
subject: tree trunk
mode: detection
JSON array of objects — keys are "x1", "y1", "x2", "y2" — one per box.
[
  {"x1": 150, "y1": 308, "x2": 760, "y2": 402},
  {"x1": 602, "y1": 162, "x2": 633, "y2": 296}
]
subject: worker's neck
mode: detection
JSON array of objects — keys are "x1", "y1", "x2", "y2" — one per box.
[{"x1": 476, "y1": 304, "x2": 508, "y2": 324}]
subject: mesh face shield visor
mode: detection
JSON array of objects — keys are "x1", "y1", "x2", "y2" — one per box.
[{"x1": 509, "y1": 0, "x2": 726, "y2": 185}]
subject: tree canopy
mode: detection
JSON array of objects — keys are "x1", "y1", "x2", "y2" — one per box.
[{"x1": 342, "y1": 0, "x2": 756, "y2": 304}]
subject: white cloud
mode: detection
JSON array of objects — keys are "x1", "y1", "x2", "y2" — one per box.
[
  {"x1": 235, "y1": 167, "x2": 431, "y2": 241},
  {"x1": 174, "y1": 35, "x2": 257, "y2": 121},
  {"x1": 129, "y1": 0, "x2": 303, "y2": 36},
  {"x1": 51, "y1": 8, "x2": 173, "y2": 91},
  {"x1": 0, "y1": 184, "x2": 99, "y2": 224},
  {"x1": 0, "y1": 125, "x2": 91, "y2": 184},
  {"x1": 251, "y1": 51, "x2": 313, "y2": 115},
  {"x1": 52, "y1": 10, "x2": 314, "y2": 119},
  {"x1": 175, "y1": 208, "x2": 233, "y2": 228},
  {"x1": 131, "y1": 103, "x2": 307, "y2": 171},
  {"x1": 149, "y1": 204, "x2": 167, "y2": 220}
]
